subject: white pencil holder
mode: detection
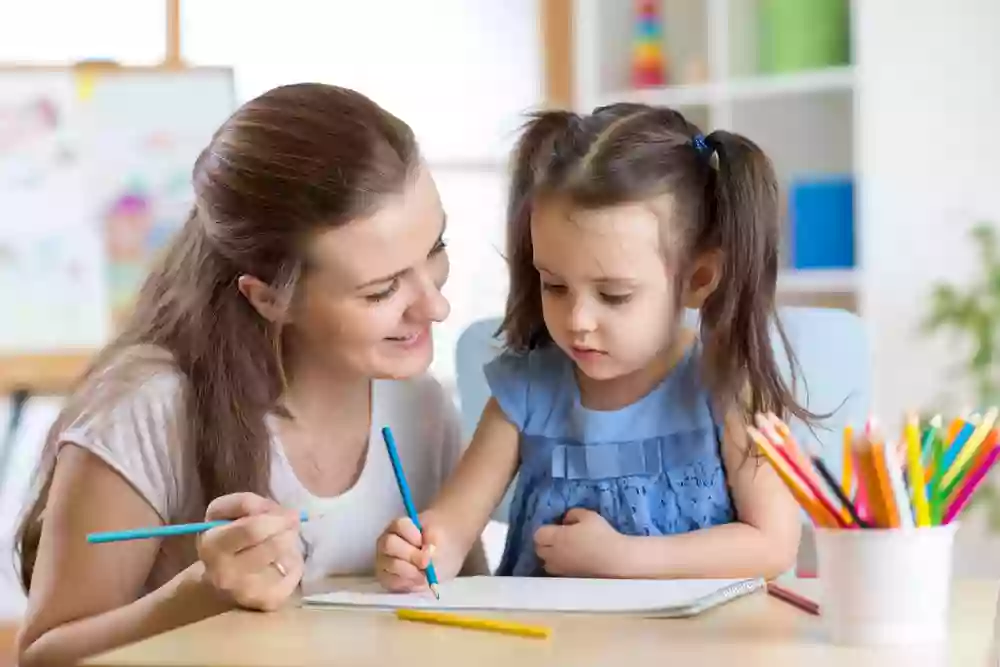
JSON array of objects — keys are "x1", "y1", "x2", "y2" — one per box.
[{"x1": 814, "y1": 523, "x2": 958, "y2": 646}]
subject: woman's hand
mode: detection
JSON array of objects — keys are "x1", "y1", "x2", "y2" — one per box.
[
  {"x1": 375, "y1": 514, "x2": 463, "y2": 593},
  {"x1": 196, "y1": 493, "x2": 304, "y2": 611}
]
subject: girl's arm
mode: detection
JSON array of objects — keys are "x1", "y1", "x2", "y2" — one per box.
[
  {"x1": 617, "y1": 411, "x2": 802, "y2": 580},
  {"x1": 17, "y1": 445, "x2": 234, "y2": 667},
  {"x1": 426, "y1": 397, "x2": 521, "y2": 556},
  {"x1": 376, "y1": 397, "x2": 518, "y2": 589}
]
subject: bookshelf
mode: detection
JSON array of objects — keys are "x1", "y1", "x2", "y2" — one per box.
[{"x1": 570, "y1": 0, "x2": 858, "y2": 310}]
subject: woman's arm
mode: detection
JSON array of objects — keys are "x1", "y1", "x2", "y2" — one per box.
[
  {"x1": 615, "y1": 411, "x2": 802, "y2": 580},
  {"x1": 17, "y1": 445, "x2": 234, "y2": 667}
]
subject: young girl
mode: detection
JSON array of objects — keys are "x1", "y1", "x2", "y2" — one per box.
[{"x1": 376, "y1": 103, "x2": 814, "y2": 587}]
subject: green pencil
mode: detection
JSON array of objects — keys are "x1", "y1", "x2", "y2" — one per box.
[{"x1": 930, "y1": 428, "x2": 945, "y2": 525}]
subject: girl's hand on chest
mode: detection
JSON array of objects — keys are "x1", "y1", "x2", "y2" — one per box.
[{"x1": 532, "y1": 508, "x2": 631, "y2": 577}]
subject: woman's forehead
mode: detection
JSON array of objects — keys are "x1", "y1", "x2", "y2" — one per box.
[{"x1": 307, "y1": 167, "x2": 445, "y2": 287}]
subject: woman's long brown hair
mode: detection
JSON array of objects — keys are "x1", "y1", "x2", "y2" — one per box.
[
  {"x1": 16, "y1": 83, "x2": 420, "y2": 590},
  {"x1": 500, "y1": 102, "x2": 819, "y2": 427}
]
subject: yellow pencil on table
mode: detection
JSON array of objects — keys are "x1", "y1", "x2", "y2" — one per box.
[{"x1": 395, "y1": 609, "x2": 552, "y2": 639}]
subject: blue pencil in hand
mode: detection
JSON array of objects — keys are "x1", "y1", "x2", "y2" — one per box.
[
  {"x1": 381, "y1": 425, "x2": 440, "y2": 599},
  {"x1": 87, "y1": 510, "x2": 310, "y2": 544}
]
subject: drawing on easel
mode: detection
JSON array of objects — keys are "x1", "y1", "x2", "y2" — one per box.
[
  {"x1": 0, "y1": 71, "x2": 106, "y2": 352},
  {"x1": 0, "y1": 91, "x2": 77, "y2": 189},
  {"x1": 0, "y1": 68, "x2": 234, "y2": 352}
]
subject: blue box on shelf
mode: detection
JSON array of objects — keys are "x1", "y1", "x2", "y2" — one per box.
[{"x1": 789, "y1": 176, "x2": 855, "y2": 269}]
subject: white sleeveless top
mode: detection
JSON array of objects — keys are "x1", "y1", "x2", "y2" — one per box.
[{"x1": 57, "y1": 345, "x2": 466, "y2": 588}]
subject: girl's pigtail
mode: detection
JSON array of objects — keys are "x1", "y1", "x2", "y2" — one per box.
[
  {"x1": 699, "y1": 129, "x2": 814, "y2": 423},
  {"x1": 498, "y1": 111, "x2": 578, "y2": 351}
]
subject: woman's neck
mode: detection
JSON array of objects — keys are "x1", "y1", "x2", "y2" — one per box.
[{"x1": 280, "y1": 357, "x2": 371, "y2": 432}]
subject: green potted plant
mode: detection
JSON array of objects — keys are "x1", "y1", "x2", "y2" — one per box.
[{"x1": 923, "y1": 221, "x2": 1000, "y2": 527}]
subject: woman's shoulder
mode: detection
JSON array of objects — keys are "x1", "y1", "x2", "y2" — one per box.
[{"x1": 65, "y1": 344, "x2": 188, "y2": 430}]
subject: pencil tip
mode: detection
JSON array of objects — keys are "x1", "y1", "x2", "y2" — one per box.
[{"x1": 430, "y1": 584, "x2": 440, "y2": 600}]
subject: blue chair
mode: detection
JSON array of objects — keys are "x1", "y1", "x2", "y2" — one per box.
[{"x1": 453, "y1": 307, "x2": 872, "y2": 524}]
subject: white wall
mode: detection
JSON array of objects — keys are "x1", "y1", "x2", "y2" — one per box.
[
  {"x1": 857, "y1": 0, "x2": 1000, "y2": 575},
  {"x1": 858, "y1": 0, "x2": 1000, "y2": 424},
  {"x1": 0, "y1": 0, "x2": 540, "y2": 612}
]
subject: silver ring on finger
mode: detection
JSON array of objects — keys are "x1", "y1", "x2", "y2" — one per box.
[{"x1": 272, "y1": 561, "x2": 288, "y2": 577}]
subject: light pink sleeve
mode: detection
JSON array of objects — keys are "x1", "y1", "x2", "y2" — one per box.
[{"x1": 57, "y1": 347, "x2": 191, "y2": 523}]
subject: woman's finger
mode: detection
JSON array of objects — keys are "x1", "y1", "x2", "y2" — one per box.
[
  {"x1": 205, "y1": 493, "x2": 279, "y2": 521},
  {"x1": 203, "y1": 512, "x2": 298, "y2": 556},
  {"x1": 229, "y1": 529, "x2": 300, "y2": 574}
]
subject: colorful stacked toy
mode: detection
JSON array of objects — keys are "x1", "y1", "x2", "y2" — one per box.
[{"x1": 632, "y1": 0, "x2": 666, "y2": 88}]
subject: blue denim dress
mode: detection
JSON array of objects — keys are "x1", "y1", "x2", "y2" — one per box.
[{"x1": 485, "y1": 343, "x2": 735, "y2": 576}]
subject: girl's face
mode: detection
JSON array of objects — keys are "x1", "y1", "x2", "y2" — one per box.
[
  {"x1": 288, "y1": 165, "x2": 451, "y2": 380},
  {"x1": 530, "y1": 197, "x2": 681, "y2": 382}
]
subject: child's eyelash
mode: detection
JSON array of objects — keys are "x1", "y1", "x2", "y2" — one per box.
[
  {"x1": 430, "y1": 238, "x2": 447, "y2": 255},
  {"x1": 601, "y1": 293, "x2": 632, "y2": 305}
]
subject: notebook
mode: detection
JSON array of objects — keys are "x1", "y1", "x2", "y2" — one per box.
[{"x1": 302, "y1": 576, "x2": 765, "y2": 618}]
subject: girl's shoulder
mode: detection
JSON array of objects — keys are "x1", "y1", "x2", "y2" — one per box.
[{"x1": 483, "y1": 345, "x2": 571, "y2": 430}]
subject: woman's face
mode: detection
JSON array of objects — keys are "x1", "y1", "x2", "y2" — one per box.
[{"x1": 288, "y1": 165, "x2": 451, "y2": 380}]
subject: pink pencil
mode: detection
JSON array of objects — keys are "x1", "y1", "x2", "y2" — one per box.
[{"x1": 943, "y1": 445, "x2": 1000, "y2": 524}]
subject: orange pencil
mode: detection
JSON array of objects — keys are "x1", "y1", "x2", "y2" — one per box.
[
  {"x1": 871, "y1": 431, "x2": 900, "y2": 527},
  {"x1": 747, "y1": 426, "x2": 839, "y2": 527},
  {"x1": 775, "y1": 446, "x2": 851, "y2": 528},
  {"x1": 854, "y1": 433, "x2": 891, "y2": 527},
  {"x1": 759, "y1": 414, "x2": 847, "y2": 524}
]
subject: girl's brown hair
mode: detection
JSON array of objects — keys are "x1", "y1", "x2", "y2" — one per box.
[
  {"x1": 16, "y1": 83, "x2": 420, "y2": 590},
  {"x1": 500, "y1": 102, "x2": 816, "y2": 425}
]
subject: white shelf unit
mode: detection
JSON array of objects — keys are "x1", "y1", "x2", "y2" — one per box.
[{"x1": 572, "y1": 0, "x2": 858, "y2": 306}]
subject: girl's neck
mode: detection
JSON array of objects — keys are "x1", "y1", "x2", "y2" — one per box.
[{"x1": 576, "y1": 327, "x2": 695, "y2": 411}]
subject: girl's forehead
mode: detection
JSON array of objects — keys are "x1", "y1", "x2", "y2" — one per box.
[{"x1": 531, "y1": 200, "x2": 667, "y2": 277}]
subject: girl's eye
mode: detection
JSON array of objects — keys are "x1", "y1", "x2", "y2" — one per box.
[
  {"x1": 429, "y1": 238, "x2": 447, "y2": 256},
  {"x1": 541, "y1": 282, "x2": 567, "y2": 295},
  {"x1": 600, "y1": 293, "x2": 633, "y2": 306},
  {"x1": 365, "y1": 279, "x2": 399, "y2": 303}
]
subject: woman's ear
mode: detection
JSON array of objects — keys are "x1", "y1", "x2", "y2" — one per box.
[
  {"x1": 237, "y1": 274, "x2": 286, "y2": 323},
  {"x1": 681, "y1": 250, "x2": 723, "y2": 309}
]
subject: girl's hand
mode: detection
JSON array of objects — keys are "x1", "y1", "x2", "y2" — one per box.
[
  {"x1": 534, "y1": 508, "x2": 629, "y2": 577},
  {"x1": 196, "y1": 493, "x2": 304, "y2": 612},
  {"x1": 375, "y1": 514, "x2": 461, "y2": 593}
]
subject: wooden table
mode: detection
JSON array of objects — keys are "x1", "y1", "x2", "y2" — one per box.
[
  {"x1": 0, "y1": 622, "x2": 18, "y2": 667},
  {"x1": 85, "y1": 580, "x2": 1000, "y2": 667}
]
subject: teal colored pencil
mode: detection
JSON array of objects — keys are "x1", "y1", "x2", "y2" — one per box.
[
  {"x1": 87, "y1": 510, "x2": 309, "y2": 544},
  {"x1": 381, "y1": 425, "x2": 440, "y2": 599}
]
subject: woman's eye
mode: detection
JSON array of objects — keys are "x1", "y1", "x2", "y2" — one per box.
[
  {"x1": 365, "y1": 280, "x2": 399, "y2": 303},
  {"x1": 541, "y1": 282, "x2": 567, "y2": 295}
]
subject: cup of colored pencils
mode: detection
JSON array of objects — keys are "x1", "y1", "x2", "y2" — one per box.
[{"x1": 747, "y1": 408, "x2": 1000, "y2": 647}]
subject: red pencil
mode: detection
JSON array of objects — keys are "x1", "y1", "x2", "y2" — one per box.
[{"x1": 767, "y1": 582, "x2": 820, "y2": 616}]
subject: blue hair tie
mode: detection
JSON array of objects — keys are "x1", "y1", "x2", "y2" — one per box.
[{"x1": 692, "y1": 134, "x2": 710, "y2": 155}]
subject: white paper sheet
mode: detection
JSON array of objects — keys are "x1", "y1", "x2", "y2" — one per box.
[{"x1": 303, "y1": 576, "x2": 764, "y2": 617}]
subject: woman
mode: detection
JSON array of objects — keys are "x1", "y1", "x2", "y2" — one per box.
[{"x1": 15, "y1": 83, "x2": 485, "y2": 667}]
